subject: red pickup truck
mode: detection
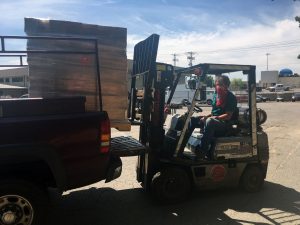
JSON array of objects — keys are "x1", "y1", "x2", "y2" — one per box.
[
  {"x1": 0, "y1": 36, "x2": 144, "y2": 225},
  {"x1": 0, "y1": 96, "x2": 127, "y2": 225},
  {"x1": 0, "y1": 95, "x2": 146, "y2": 225}
]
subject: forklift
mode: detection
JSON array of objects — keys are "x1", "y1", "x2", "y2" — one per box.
[{"x1": 128, "y1": 34, "x2": 269, "y2": 203}]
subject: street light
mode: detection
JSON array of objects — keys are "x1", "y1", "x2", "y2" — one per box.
[{"x1": 266, "y1": 53, "x2": 271, "y2": 71}]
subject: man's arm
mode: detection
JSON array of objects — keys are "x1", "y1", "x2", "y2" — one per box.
[
  {"x1": 213, "y1": 112, "x2": 233, "y2": 121},
  {"x1": 201, "y1": 112, "x2": 232, "y2": 121},
  {"x1": 218, "y1": 92, "x2": 237, "y2": 121}
]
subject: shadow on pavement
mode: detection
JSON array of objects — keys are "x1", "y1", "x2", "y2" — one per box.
[{"x1": 46, "y1": 181, "x2": 300, "y2": 225}]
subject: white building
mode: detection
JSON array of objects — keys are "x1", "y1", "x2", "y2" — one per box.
[
  {"x1": 0, "y1": 67, "x2": 29, "y2": 87},
  {"x1": 0, "y1": 83, "x2": 27, "y2": 98},
  {"x1": 260, "y1": 71, "x2": 278, "y2": 88},
  {"x1": 260, "y1": 70, "x2": 300, "y2": 88}
]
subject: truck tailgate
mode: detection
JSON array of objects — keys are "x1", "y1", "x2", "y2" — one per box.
[{"x1": 110, "y1": 136, "x2": 146, "y2": 157}]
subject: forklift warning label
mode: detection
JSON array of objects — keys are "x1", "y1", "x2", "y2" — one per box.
[
  {"x1": 210, "y1": 165, "x2": 226, "y2": 182},
  {"x1": 215, "y1": 142, "x2": 240, "y2": 151}
]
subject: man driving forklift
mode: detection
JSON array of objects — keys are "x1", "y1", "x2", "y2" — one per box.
[
  {"x1": 129, "y1": 34, "x2": 269, "y2": 201},
  {"x1": 183, "y1": 72, "x2": 237, "y2": 159}
]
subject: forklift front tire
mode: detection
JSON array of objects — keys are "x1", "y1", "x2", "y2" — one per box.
[
  {"x1": 151, "y1": 167, "x2": 191, "y2": 204},
  {"x1": 241, "y1": 165, "x2": 264, "y2": 193}
]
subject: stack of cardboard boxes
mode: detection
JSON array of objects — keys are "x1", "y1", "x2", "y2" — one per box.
[{"x1": 25, "y1": 18, "x2": 130, "y2": 131}]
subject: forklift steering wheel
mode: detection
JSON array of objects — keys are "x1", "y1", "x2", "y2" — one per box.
[{"x1": 194, "y1": 105, "x2": 202, "y2": 113}]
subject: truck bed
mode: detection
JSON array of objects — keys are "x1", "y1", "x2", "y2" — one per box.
[{"x1": 0, "y1": 96, "x2": 86, "y2": 118}]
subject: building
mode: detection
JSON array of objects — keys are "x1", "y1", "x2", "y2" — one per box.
[
  {"x1": 0, "y1": 67, "x2": 28, "y2": 98},
  {"x1": 0, "y1": 67, "x2": 29, "y2": 87},
  {"x1": 0, "y1": 83, "x2": 27, "y2": 98},
  {"x1": 260, "y1": 71, "x2": 278, "y2": 88},
  {"x1": 278, "y1": 76, "x2": 300, "y2": 88},
  {"x1": 260, "y1": 70, "x2": 300, "y2": 88}
]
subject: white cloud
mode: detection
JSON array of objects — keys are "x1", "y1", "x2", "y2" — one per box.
[
  {"x1": 122, "y1": 1, "x2": 300, "y2": 82},
  {"x1": 142, "y1": 17, "x2": 300, "y2": 80},
  {"x1": 89, "y1": 0, "x2": 118, "y2": 6},
  {"x1": 1, "y1": 0, "x2": 299, "y2": 81}
]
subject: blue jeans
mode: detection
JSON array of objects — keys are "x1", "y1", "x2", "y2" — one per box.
[{"x1": 188, "y1": 117, "x2": 227, "y2": 156}]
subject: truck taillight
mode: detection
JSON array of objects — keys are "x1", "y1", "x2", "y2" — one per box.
[{"x1": 100, "y1": 118, "x2": 111, "y2": 153}]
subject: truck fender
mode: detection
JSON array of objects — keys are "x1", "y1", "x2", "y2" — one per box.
[{"x1": 0, "y1": 143, "x2": 67, "y2": 190}]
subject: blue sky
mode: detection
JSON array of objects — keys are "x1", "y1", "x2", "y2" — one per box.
[{"x1": 0, "y1": 0, "x2": 299, "y2": 79}]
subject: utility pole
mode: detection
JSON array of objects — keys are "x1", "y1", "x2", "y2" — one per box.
[
  {"x1": 266, "y1": 53, "x2": 271, "y2": 71},
  {"x1": 172, "y1": 53, "x2": 179, "y2": 67},
  {"x1": 186, "y1": 51, "x2": 196, "y2": 67}
]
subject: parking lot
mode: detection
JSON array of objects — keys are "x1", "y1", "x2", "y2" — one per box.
[{"x1": 46, "y1": 102, "x2": 300, "y2": 225}]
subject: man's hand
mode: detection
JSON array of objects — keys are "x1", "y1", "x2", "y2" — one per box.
[
  {"x1": 201, "y1": 115, "x2": 220, "y2": 122},
  {"x1": 200, "y1": 115, "x2": 209, "y2": 122}
]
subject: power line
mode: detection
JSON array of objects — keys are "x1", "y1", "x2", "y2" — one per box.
[
  {"x1": 149, "y1": 39, "x2": 300, "y2": 56},
  {"x1": 191, "y1": 40, "x2": 300, "y2": 55}
]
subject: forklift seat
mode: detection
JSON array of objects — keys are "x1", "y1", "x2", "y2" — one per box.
[{"x1": 224, "y1": 107, "x2": 240, "y2": 136}]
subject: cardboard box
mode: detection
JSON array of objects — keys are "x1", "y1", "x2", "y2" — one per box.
[{"x1": 25, "y1": 18, "x2": 130, "y2": 131}]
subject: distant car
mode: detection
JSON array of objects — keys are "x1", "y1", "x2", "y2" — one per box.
[
  {"x1": 181, "y1": 99, "x2": 191, "y2": 106},
  {"x1": 19, "y1": 94, "x2": 29, "y2": 98},
  {"x1": 235, "y1": 94, "x2": 248, "y2": 103},
  {"x1": 276, "y1": 96, "x2": 284, "y2": 102},
  {"x1": 268, "y1": 84, "x2": 289, "y2": 92},
  {"x1": 206, "y1": 89, "x2": 215, "y2": 105},
  {"x1": 292, "y1": 93, "x2": 300, "y2": 102},
  {"x1": 256, "y1": 95, "x2": 269, "y2": 102},
  {"x1": 0, "y1": 95, "x2": 12, "y2": 99}
]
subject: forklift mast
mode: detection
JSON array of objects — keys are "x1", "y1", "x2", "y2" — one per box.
[
  {"x1": 128, "y1": 34, "x2": 173, "y2": 149},
  {"x1": 128, "y1": 34, "x2": 174, "y2": 187}
]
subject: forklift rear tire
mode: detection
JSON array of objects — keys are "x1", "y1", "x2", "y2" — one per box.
[
  {"x1": 151, "y1": 167, "x2": 191, "y2": 203},
  {"x1": 241, "y1": 165, "x2": 264, "y2": 193}
]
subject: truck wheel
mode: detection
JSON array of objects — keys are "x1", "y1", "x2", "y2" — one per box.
[
  {"x1": 241, "y1": 165, "x2": 264, "y2": 193},
  {"x1": 0, "y1": 180, "x2": 48, "y2": 225},
  {"x1": 151, "y1": 167, "x2": 191, "y2": 203}
]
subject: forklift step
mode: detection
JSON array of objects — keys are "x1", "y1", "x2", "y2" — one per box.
[{"x1": 111, "y1": 136, "x2": 146, "y2": 157}]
